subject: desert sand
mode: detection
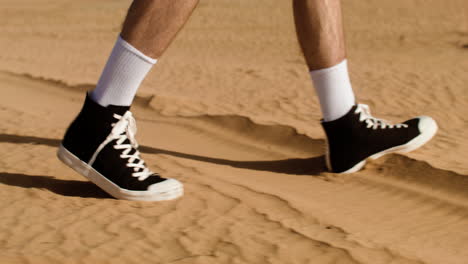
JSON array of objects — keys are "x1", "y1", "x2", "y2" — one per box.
[{"x1": 1, "y1": 0, "x2": 468, "y2": 263}]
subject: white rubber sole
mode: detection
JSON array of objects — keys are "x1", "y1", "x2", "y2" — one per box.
[
  {"x1": 57, "y1": 145, "x2": 183, "y2": 201},
  {"x1": 327, "y1": 116, "x2": 438, "y2": 174}
]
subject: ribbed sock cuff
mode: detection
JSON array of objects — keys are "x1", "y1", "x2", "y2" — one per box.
[{"x1": 90, "y1": 36, "x2": 157, "y2": 107}]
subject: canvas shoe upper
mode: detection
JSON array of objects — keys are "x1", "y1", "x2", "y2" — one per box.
[
  {"x1": 58, "y1": 94, "x2": 183, "y2": 201},
  {"x1": 321, "y1": 104, "x2": 437, "y2": 173}
]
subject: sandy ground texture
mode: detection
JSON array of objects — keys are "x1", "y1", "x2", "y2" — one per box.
[{"x1": 1, "y1": 0, "x2": 468, "y2": 263}]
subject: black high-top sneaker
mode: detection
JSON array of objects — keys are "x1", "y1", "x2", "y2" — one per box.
[
  {"x1": 57, "y1": 94, "x2": 183, "y2": 201},
  {"x1": 322, "y1": 104, "x2": 438, "y2": 173}
]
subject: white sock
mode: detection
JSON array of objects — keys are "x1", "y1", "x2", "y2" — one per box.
[
  {"x1": 91, "y1": 36, "x2": 157, "y2": 107},
  {"x1": 310, "y1": 59, "x2": 356, "y2": 122}
]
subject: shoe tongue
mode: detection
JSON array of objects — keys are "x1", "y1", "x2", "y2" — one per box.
[{"x1": 107, "y1": 104, "x2": 130, "y2": 115}]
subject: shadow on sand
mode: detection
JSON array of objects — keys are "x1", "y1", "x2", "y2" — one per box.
[
  {"x1": 0, "y1": 133, "x2": 326, "y2": 197},
  {"x1": 0, "y1": 172, "x2": 110, "y2": 198},
  {"x1": 0, "y1": 133, "x2": 326, "y2": 175}
]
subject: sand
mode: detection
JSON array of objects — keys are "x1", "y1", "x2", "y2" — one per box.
[{"x1": 0, "y1": 0, "x2": 467, "y2": 263}]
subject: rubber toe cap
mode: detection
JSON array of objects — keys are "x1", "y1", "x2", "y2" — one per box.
[
  {"x1": 417, "y1": 116, "x2": 438, "y2": 135},
  {"x1": 147, "y1": 178, "x2": 183, "y2": 193}
]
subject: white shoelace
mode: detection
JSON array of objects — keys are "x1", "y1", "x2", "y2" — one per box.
[
  {"x1": 355, "y1": 104, "x2": 408, "y2": 130},
  {"x1": 88, "y1": 111, "x2": 153, "y2": 181}
]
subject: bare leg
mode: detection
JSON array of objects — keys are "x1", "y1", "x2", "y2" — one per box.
[
  {"x1": 59, "y1": 1, "x2": 200, "y2": 201},
  {"x1": 90, "y1": 0, "x2": 199, "y2": 107},
  {"x1": 292, "y1": 0, "x2": 354, "y2": 122},
  {"x1": 293, "y1": 0, "x2": 346, "y2": 70},
  {"x1": 292, "y1": 0, "x2": 438, "y2": 175},
  {"x1": 121, "y1": 0, "x2": 199, "y2": 59}
]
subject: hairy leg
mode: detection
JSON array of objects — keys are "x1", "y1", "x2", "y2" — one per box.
[
  {"x1": 293, "y1": 0, "x2": 355, "y2": 122},
  {"x1": 293, "y1": 0, "x2": 346, "y2": 70},
  {"x1": 59, "y1": 0, "x2": 200, "y2": 201},
  {"x1": 121, "y1": 0, "x2": 199, "y2": 59},
  {"x1": 90, "y1": 0, "x2": 199, "y2": 107}
]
